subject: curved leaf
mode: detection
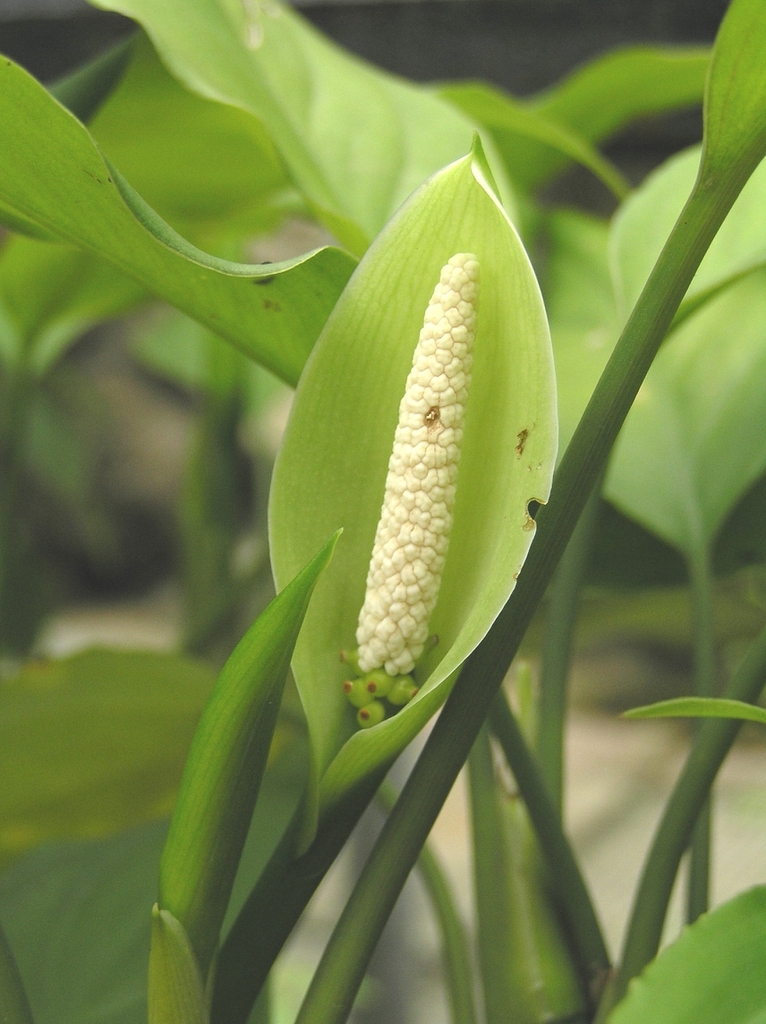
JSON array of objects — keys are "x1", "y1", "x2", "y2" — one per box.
[
  {"x1": 606, "y1": 887, "x2": 766, "y2": 1024},
  {"x1": 0, "y1": 55, "x2": 355, "y2": 386},
  {"x1": 0, "y1": 649, "x2": 216, "y2": 871},
  {"x1": 87, "y1": 0, "x2": 489, "y2": 255},
  {"x1": 439, "y1": 82, "x2": 630, "y2": 199},
  {"x1": 625, "y1": 696, "x2": 766, "y2": 725},
  {"x1": 269, "y1": 141, "x2": 556, "y2": 839},
  {"x1": 87, "y1": 32, "x2": 291, "y2": 236}
]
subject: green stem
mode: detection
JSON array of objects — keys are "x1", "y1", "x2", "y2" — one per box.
[
  {"x1": 468, "y1": 726, "x2": 511, "y2": 1024},
  {"x1": 536, "y1": 476, "x2": 603, "y2": 814},
  {"x1": 211, "y1": 771, "x2": 385, "y2": 1024},
  {"x1": 489, "y1": 693, "x2": 608, "y2": 1003},
  {"x1": 378, "y1": 784, "x2": 478, "y2": 1024},
  {"x1": 686, "y1": 541, "x2": 717, "y2": 925},
  {"x1": 595, "y1": 617, "x2": 766, "y2": 1020},
  {"x1": 0, "y1": 921, "x2": 34, "y2": 1024},
  {"x1": 289, "y1": 167, "x2": 745, "y2": 1024}
]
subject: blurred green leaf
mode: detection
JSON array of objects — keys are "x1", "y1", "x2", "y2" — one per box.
[
  {"x1": 610, "y1": 147, "x2": 766, "y2": 324},
  {"x1": 439, "y1": 82, "x2": 629, "y2": 199},
  {"x1": 543, "y1": 209, "x2": 619, "y2": 458},
  {"x1": 88, "y1": 32, "x2": 293, "y2": 237},
  {"x1": 0, "y1": 724, "x2": 306, "y2": 1024},
  {"x1": 270, "y1": 141, "x2": 556, "y2": 841},
  {"x1": 0, "y1": 55, "x2": 355, "y2": 386},
  {"x1": 0, "y1": 819, "x2": 166, "y2": 1024},
  {"x1": 606, "y1": 887, "x2": 766, "y2": 1024},
  {"x1": 50, "y1": 35, "x2": 133, "y2": 124},
  {"x1": 545, "y1": 204, "x2": 766, "y2": 581},
  {"x1": 87, "y1": 0, "x2": 489, "y2": 255},
  {"x1": 606, "y1": 271, "x2": 766, "y2": 557},
  {"x1": 484, "y1": 46, "x2": 709, "y2": 193},
  {"x1": 0, "y1": 649, "x2": 216, "y2": 870},
  {"x1": 0, "y1": 922, "x2": 34, "y2": 1024},
  {"x1": 625, "y1": 696, "x2": 766, "y2": 724},
  {"x1": 0, "y1": 236, "x2": 147, "y2": 375}
]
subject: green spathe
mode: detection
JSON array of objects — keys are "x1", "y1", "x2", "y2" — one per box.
[{"x1": 269, "y1": 138, "x2": 557, "y2": 842}]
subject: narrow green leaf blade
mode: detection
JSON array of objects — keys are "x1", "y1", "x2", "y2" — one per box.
[
  {"x1": 0, "y1": 56, "x2": 355, "y2": 386},
  {"x1": 702, "y1": 0, "x2": 766, "y2": 182},
  {"x1": 148, "y1": 907, "x2": 207, "y2": 1024},
  {"x1": 607, "y1": 888, "x2": 766, "y2": 1024},
  {"x1": 0, "y1": 650, "x2": 216, "y2": 871},
  {"x1": 520, "y1": 46, "x2": 709, "y2": 189},
  {"x1": 439, "y1": 82, "x2": 630, "y2": 199},
  {"x1": 270, "y1": 141, "x2": 556, "y2": 840},
  {"x1": 159, "y1": 531, "x2": 340, "y2": 979},
  {"x1": 625, "y1": 696, "x2": 766, "y2": 725}
]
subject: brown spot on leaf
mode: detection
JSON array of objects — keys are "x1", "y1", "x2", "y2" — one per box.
[
  {"x1": 515, "y1": 428, "x2": 529, "y2": 457},
  {"x1": 263, "y1": 299, "x2": 282, "y2": 311}
]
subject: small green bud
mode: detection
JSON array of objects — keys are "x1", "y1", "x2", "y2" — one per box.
[
  {"x1": 357, "y1": 700, "x2": 386, "y2": 728},
  {"x1": 340, "y1": 648, "x2": 362, "y2": 674},
  {"x1": 387, "y1": 675, "x2": 419, "y2": 706},
  {"x1": 363, "y1": 668, "x2": 394, "y2": 698},
  {"x1": 343, "y1": 677, "x2": 375, "y2": 709}
]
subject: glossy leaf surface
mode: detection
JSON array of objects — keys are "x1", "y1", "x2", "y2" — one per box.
[
  {"x1": 270, "y1": 143, "x2": 556, "y2": 837},
  {"x1": 0, "y1": 649, "x2": 216, "y2": 870},
  {"x1": 607, "y1": 887, "x2": 766, "y2": 1024},
  {"x1": 88, "y1": 0, "x2": 482, "y2": 255},
  {"x1": 0, "y1": 55, "x2": 355, "y2": 386}
]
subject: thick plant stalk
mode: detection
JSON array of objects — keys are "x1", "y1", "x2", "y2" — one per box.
[
  {"x1": 378, "y1": 783, "x2": 478, "y2": 1024},
  {"x1": 685, "y1": 540, "x2": 717, "y2": 925}
]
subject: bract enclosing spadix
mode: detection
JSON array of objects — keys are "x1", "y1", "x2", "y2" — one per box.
[{"x1": 270, "y1": 137, "x2": 557, "y2": 843}]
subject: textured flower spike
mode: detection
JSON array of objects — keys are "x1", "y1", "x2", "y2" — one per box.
[{"x1": 356, "y1": 253, "x2": 480, "y2": 677}]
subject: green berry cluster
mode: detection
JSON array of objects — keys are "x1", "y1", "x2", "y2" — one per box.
[{"x1": 340, "y1": 652, "x2": 419, "y2": 729}]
